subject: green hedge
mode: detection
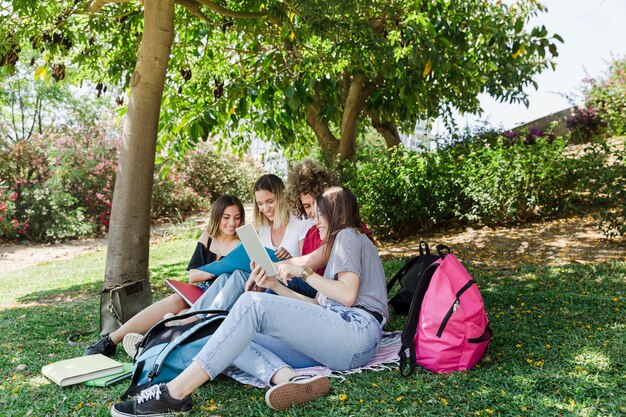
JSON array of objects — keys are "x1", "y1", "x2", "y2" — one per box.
[{"x1": 343, "y1": 134, "x2": 623, "y2": 239}]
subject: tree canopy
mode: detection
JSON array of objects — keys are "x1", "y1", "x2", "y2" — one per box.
[
  {"x1": 2, "y1": 0, "x2": 561, "y2": 162},
  {"x1": 0, "y1": 0, "x2": 562, "y2": 318}
]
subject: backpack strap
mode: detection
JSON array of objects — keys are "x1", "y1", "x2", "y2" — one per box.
[
  {"x1": 138, "y1": 309, "x2": 228, "y2": 350},
  {"x1": 386, "y1": 241, "x2": 431, "y2": 293},
  {"x1": 120, "y1": 309, "x2": 227, "y2": 400},
  {"x1": 468, "y1": 323, "x2": 493, "y2": 344},
  {"x1": 120, "y1": 362, "x2": 147, "y2": 400},
  {"x1": 147, "y1": 312, "x2": 227, "y2": 382},
  {"x1": 398, "y1": 261, "x2": 440, "y2": 377},
  {"x1": 435, "y1": 243, "x2": 451, "y2": 258}
]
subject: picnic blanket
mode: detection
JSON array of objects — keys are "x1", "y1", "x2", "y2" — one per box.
[{"x1": 223, "y1": 331, "x2": 402, "y2": 388}]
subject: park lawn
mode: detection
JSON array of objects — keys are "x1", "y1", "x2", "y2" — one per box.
[{"x1": 0, "y1": 235, "x2": 624, "y2": 416}]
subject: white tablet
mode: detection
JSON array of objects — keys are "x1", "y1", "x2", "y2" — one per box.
[{"x1": 236, "y1": 224, "x2": 278, "y2": 277}]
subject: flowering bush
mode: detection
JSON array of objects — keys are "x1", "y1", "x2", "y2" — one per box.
[
  {"x1": 582, "y1": 56, "x2": 626, "y2": 136},
  {"x1": 566, "y1": 105, "x2": 605, "y2": 142},
  {"x1": 0, "y1": 129, "x2": 119, "y2": 241},
  {"x1": 0, "y1": 130, "x2": 261, "y2": 241},
  {"x1": 182, "y1": 143, "x2": 261, "y2": 203},
  {"x1": 502, "y1": 127, "x2": 556, "y2": 146},
  {"x1": 151, "y1": 144, "x2": 262, "y2": 219}
]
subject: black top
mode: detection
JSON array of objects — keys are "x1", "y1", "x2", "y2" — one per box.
[{"x1": 186, "y1": 237, "x2": 217, "y2": 271}]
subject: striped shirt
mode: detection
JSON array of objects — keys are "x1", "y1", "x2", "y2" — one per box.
[{"x1": 318, "y1": 228, "x2": 388, "y2": 320}]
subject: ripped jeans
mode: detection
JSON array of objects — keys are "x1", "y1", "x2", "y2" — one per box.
[{"x1": 193, "y1": 292, "x2": 382, "y2": 385}]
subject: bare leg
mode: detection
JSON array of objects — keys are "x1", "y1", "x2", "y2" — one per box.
[
  {"x1": 270, "y1": 367, "x2": 298, "y2": 385},
  {"x1": 166, "y1": 362, "x2": 211, "y2": 399},
  {"x1": 108, "y1": 294, "x2": 188, "y2": 344}
]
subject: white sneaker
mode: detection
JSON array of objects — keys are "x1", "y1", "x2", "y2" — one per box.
[
  {"x1": 265, "y1": 375, "x2": 330, "y2": 410},
  {"x1": 122, "y1": 332, "x2": 144, "y2": 358}
]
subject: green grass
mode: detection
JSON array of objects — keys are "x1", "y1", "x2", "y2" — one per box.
[{"x1": 1, "y1": 238, "x2": 625, "y2": 416}]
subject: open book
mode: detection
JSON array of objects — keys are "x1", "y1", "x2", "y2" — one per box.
[
  {"x1": 197, "y1": 242, "x2": 278, "y2": 276},
  {"x1": 42, "y1": 354, "x2": 124, "y2": 387}
]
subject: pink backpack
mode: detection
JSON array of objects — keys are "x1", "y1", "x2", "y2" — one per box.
[{"x1": 398, "y1": 246, "x2": 492, "y2": 375}]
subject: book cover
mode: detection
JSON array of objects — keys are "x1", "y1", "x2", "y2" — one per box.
[
  {"x1": 165, "y1": 279, "x2": 205, "y2": 306},
  {"x1": 236, "y1": 224, "x2": 279, "y2": 276},
  {"x1": 197, "y1": 242, "x2": 278, "y2": 276},
  {"x1": 83, "y1": 362, "x2": 133, "y2": 387},
  {"x1": 42, "y1": 354, "x2": 124, "y2": 387}
]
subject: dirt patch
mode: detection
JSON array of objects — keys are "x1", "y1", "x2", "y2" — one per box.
[
  {"x1": 0, "y1": 204, "x2": 256, "y2": 274},
  {"x1": 1, "y1": 207, "x2": 624, "y2": 274},
  {"x1": 378, "y1": 212, "x2": 626, "y2": 269}
]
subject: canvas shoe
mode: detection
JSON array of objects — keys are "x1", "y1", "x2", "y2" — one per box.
[
  {"x1": 85, "y1": 334, "x2": 117, "y2": 357},
  {"x1": 265, "y1": 375, "x2": 330, "y2": 411},
  {"x1": 122, "y1": 333, "x2": 144, "y2": 358},
  {"x1": 110, "y1": 383, "x2": 192, "y2": 417}
]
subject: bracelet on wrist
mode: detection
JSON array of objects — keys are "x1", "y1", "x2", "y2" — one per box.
[{"x1": 301, "y1": 267, "x2": 314, "y2": 281}]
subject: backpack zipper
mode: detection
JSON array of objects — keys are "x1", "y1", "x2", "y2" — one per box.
[{"x1": 436, "y1": 280, "x2": 475, "y2": 337}]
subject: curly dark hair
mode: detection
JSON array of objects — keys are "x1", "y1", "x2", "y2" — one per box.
[{"x1": 286, "y1": 159, "x2": 339, "y2": 218}]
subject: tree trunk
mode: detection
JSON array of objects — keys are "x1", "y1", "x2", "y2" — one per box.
[
  {"x1": 338, "y1": 74, "x2": 368, "y2": 161},
  {"x1": 306, "y1": 100, "x2": 338, "y2": 163},
  {"x1": 102, "y1": 0, "x2": 174, "y2": 326}
]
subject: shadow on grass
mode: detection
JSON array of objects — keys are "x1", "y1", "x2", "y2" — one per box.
[
  {"x1": 1, "y1": 261, "x2": 624, "y2": 416},
  {"x1": 13, "y1": 260, "x2": 189, "y2": 308}
]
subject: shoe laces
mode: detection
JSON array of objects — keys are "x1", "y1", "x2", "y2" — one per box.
[
  {"x1": 136, "y1": 385, "x2": 162, "y2": 404},
  {"x1": 91, "y1": 335, "x2": 111, "y2": 349}
]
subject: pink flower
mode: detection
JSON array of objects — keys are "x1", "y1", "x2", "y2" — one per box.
[
  {"x1": 12, "y1": 219, "x2": 19, "y2": 228},
  {"x1": 0, "y1": 202, "x2": 5, "y2": 212},
  {"x1": 9, "y1": 192, "x2": 18, "y2": 201},
  {"x1": 0, "y1": 215, "x2": 3, "y2": 222}
]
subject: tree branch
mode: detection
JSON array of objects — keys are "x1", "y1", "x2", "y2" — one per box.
[
  {"x1": 366, "y1": 110, "x2": 402, "y2": 149},
  {"x1": 194, "y1": 0, "x2": 267, "y2": 19},
  {"x1": 306, "y1": 100, "x2": 338, "y2": 162},
  {"x1": 88, "y1": 0, "x2": 133, "y2": 13},
  {"x1": 175, "y1": 0, "x2": 211, "y2": 23}
]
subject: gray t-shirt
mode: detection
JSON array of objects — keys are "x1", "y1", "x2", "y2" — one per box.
[{"x1": 318, "y1": 228, "x2": 389, "y2": 320}]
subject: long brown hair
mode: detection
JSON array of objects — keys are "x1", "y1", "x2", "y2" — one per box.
[
  {"x1": 316, "y1": 186, "x2": 361, "y2": 256},
  {"x1": 205, "y1": 195, "x2": 245, "y2": 238}
]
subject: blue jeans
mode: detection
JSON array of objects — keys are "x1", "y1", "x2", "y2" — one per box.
[
  {"x1": 193, "y1": 292, "x2": 382, "y2": 385},
  {"x1": 189, "y1": 270, "x2": 250, "y2": 312},
  {"x1": 265, "y1": 277, "x2": 317, "y2": 298}
]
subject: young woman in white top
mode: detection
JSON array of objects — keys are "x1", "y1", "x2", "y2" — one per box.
[{"x1": 189, "y1": 174, "x2": 312, "y2": 311}]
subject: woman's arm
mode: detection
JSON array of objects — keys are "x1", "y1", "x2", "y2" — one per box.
[
  {"x1": 279, "y1": 244, "x2": 328, "y2": 271},
  {"x1": 188, "y1": 269, "x2": 214, "y2": 283},
  {"x1": 250, "y1": 263, "x2": 318, "y2": 304},
  {"x1": 275, "y1": 264, "x2": 360, "y2": 307}
]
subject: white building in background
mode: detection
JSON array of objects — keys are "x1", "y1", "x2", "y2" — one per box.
[
  {"x1": 400, "y1": 120, "x2": 431, "y2": 150},
  {"x1": 247, "y1": 136, "x2": 288, "y2": 176}
]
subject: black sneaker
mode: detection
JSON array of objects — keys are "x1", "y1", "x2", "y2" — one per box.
[
  {"x1": 110, "y1": 384, "x2": 192, "y2": 417},
  {"x1": 85, "y1": 334, "x2": 117, "y2": 357}
]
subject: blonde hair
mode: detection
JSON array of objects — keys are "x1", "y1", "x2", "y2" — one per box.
[
  {"x1": 205, "y1": 195, "x2": 245, "y2": 238},
  {"x1": 252, "y1": 174, "x2": 290, "y2": 230}
]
